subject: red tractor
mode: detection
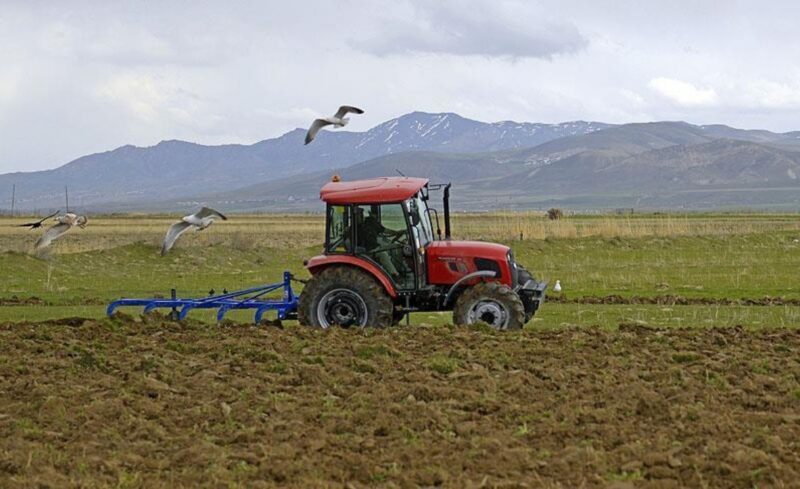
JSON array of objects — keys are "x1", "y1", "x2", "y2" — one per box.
[{"x1": 298, "y1": 176, "x2": 547, "y2": 329}]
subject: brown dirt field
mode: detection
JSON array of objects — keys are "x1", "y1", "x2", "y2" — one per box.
[{"x1": 1, "y1": 317, "x2": 800, "y2": 488}]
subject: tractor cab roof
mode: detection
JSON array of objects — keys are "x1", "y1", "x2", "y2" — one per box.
[{"x1": 320, "y1": 177, "x2": 429, "y2": 205}]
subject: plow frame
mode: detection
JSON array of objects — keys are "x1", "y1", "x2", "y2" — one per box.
[{"x1": 106, "y1": 271, "x2": 299, "y2": 324}]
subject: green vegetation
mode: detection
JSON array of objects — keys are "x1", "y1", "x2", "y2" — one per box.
[
  {"x1": 425, "y1": 354, "x2": 462, "y2": 374},
  {"x1": 1, "y1": 213, "x2": 798, "y2": 328},
  {"x1": 516, "y1": 232, "x2": 800, "y2": 299}
]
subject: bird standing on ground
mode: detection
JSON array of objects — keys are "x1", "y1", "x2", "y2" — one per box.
[
  {"x1": 16, "y1": 210, "x2": 59, "y2": 230},
  {"x1": 34, "y1": 213, "x2": 88, "y2": 251},
  {"x1": 553, "y1": 280, "x2": 562, "y2": 293},
  {"x1": 161, "y1": 207, "x2": 227, "y2": 256},
  {"x1": 305, "y1": 105, "x2": 364, "y2": 145}
]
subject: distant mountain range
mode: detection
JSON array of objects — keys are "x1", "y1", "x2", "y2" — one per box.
[
  {"x1": 0, "y1": 112, "x2": 607, "y2": 210},
  {"x1": 2, "y1": 111, "x2": 800, "y2": 212}
]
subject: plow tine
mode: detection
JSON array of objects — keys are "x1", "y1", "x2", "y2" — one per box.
[
  {"x1": 179, "y1": 306, "x2": 194, "y2": 321},
  {"x1": 217, "y1": 305, "x2": 231, "y2": 323}
]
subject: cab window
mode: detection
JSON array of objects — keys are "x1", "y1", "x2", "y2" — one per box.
[
  {"x1": 354, "y1": 204, "x2": 415, "y2": 289},
  {"x1": 326, "y1": 205, "x2": 351, "y2": 253}
]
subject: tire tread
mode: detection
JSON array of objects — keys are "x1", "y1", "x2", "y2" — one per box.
[
  {"x1": 298, "y1": 266, "x2": 393, "y2": 328},
  {"x1": 452, "y1": 282, "x2": 526, "y2": 330}
]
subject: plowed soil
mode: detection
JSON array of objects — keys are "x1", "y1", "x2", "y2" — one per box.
[{"x1": 2, "y1": 316, "x2": 800, "y2": 488}]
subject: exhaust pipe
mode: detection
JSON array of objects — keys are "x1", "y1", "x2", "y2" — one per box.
[{"x1": 443, "y1": 184, "x2": 451, "y2": 239}]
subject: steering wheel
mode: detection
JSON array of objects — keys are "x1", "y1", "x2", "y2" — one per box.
[
  {"x1": 328, "y1": 236, "x2": 345, "y2": 250},
  {"x1": 374, "y1": 238, "x2": 404, "y2": 254}
]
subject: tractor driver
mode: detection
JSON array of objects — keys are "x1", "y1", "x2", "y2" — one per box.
[{"x1": 359, "y1": 206, "x2": 405, "y2": 279}]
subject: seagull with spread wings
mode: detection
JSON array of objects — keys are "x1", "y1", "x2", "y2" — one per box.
[
  {"x1": 305, "y1": 105, "x2": 364, "y2": 145},
  {"x1": 161, "y1": 207, "x2": 228, "y2": 256},
  {"x1": 16, "y1": 210, "x2": 59, "y2": 230},
  {"x1": 34, "y1": 213, "x2": 88, "y2": 251}
]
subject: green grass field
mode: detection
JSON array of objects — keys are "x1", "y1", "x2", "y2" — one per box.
[{"x1": 1, "y1": 212, "x2": 799, "y2": 328}]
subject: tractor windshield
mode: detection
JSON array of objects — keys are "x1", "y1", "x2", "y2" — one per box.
[
  {"x1": 408, "y1": 193, "x2": 434, "y2": 246},
  {"x1": 326, "y1": 204, "x2": 351, "y2": 253}
]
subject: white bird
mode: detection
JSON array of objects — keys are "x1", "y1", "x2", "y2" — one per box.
[
  {"x1": 553, "y1": 280, "x2": 562, "y2": 293},
  {"x1": 161, "y1": 207, "x2": 227, "y2": 256},
  {"x1": 34, "y1": 213, "x2": 88, "y2": 251},
  {"x1": 305, "y1": 105, "x2": 364, "y2": 145}
]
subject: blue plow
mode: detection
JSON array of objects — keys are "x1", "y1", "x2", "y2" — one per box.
[{"x1": 107, "y1": 271, "x2": 299, "y2": 324}]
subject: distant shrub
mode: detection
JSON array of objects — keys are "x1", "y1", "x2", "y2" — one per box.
[{"x1": 546, "y1": 208, "x2": 564, "y2": 220}]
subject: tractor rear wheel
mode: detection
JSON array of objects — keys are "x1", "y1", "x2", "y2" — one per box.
[
  {"x1": 453, "y1": 282, "x2": 526, "y2": 330},
  {"x1": 298, "y1": 266, "x2": 393, "y2": 328}
]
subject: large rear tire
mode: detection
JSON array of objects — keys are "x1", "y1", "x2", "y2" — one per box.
[
  {"x1": 453, "y1": 282, "x2": 526, "y2": 330},
  {"x1": 298, "y1": 266, "x2": 393, "y2": 328}
]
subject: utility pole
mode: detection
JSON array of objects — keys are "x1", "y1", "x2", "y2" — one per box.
[
  {"x1": 65, "y1": 186, "x2": 69, "y2": 213},
  {"x1": 10, "y1": 184, "x2": 15, "y2": 216}
]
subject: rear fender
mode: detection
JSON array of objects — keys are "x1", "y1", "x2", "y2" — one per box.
[{"x1": 305, "y1": 255, "x2": 398, "y2": 298}]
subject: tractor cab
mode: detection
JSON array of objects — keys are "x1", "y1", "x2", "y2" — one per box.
[
  {"x1": 317, "y1": 177, "x2": 434, "y2": 291},
  {"x1": 301, "y1": 176, "x2": 547, "y2": 329}
]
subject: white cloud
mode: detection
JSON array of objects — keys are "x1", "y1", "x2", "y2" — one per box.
[
  {"x1": 97, "y1": 74, "x2": 169, "y2": 122},
  {"x1": 0, "y1": 74, "x2": 18, "y2": 104},
  {"x1": 740, "y1": 79, "x2": 800, "y2": 109},
  {"x1": 351, "y1": 1, "x2": 587, "y2": 59},
  {"x1": 649, "y1": 78, "x2": 719, "y2": 107},
  {"x1": 96, "y1": 73, "x2": 229, "y2": 137}
]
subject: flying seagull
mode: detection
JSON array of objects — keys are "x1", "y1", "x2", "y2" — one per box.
[
  {"x1": 305, "y1": 105, "x2": 364, "y2": 145},
  {"x1": 34, "y1": 213, "x2": 88, "y2": 251},
  {"x1": 161, "y1": 207, "x2": 227, "y2": 256},
  {"x1": 16, "y1": 210, "x2": 59, "y2": 230}
]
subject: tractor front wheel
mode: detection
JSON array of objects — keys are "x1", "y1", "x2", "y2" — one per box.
[
  {"x1": 298, "y1": 266, "x2": 393, "y2": 328},
  {"x1": 453, "y1": 282, "x2": 526, "y2": 330}
]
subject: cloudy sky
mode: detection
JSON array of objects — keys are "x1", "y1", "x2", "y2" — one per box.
[{"x1": 1, "y1": 0, "x2": 799, "y2": 173}]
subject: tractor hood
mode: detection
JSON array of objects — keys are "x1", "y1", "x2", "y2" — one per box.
[
  {"x1": 426, "y1": 240, "x2": 515, "y2": 286},
  {"x1": 427, "y1": 240, "x2": 510, "y2": 260}
]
